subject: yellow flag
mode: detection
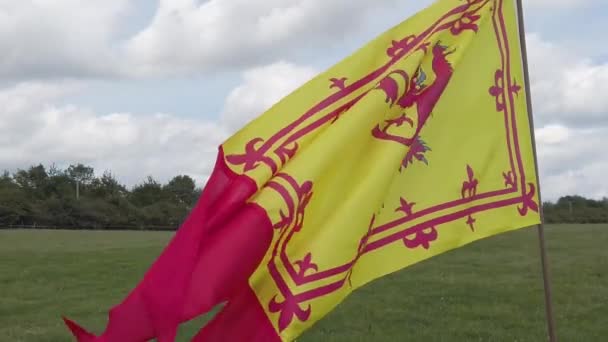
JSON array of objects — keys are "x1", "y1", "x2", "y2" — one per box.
[{"x1": 222, "y1": 0, "x2": 540, "y2": 340}]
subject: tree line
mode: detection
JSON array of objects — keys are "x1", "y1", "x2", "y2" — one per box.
[
  {"x1": 0, "y1": 164, "x2": 200, "y2": 230},
  {"x1": 543, "y1": 195, "x2": 608, "y2": 224},
  {"x1": 1, "y1": 164, "x2": 607, "y2": 230}
]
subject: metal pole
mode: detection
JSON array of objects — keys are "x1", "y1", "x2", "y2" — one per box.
[{"x1": 514, "y1": 0, "x2": 557, "y2": 341}]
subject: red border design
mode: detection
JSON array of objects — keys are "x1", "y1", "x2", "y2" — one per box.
[{"x1": 240, "y1": 0, "x2": 538, "y2": 333}]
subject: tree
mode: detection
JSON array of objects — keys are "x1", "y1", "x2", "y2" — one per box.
[
  {"x1": 130, "y1": 176, "x2": 164, "y2": 207},
  {"x1": 90, "y1": 171, "x2": 127, "y2": 199},
  {"x1": 544, "y1": 195, "x2": 608, "y2": 224},
  {"x1": 0, "y1": 173, "x2": 31, "y2": 225},
  {"x1": 46, "y1": 172, "x2": 75, "y2": 199},
  {"x1": 13, "y1": 164, "x2": 49, "y2": 195},
  {"x1": 67, "y1": 164, "x2": 95, "y2": 185},
  {"x1": 48, "y1": 163, "x2": 62, "y2": 177},
  {"x1": 164, "y1": 175, "x2": 197, "y2": 206},
  {"x1": 0, "y1": 171, "x2": 14, "y2": 192}
]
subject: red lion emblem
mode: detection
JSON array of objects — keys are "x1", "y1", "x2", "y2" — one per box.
[{"x1": 372, "y1": 42, "x2": 455, "y2": 168}]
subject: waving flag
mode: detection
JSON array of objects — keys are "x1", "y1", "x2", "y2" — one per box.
[{"x1": 64, "y1": 0, "x2": 541, "y2": 341}]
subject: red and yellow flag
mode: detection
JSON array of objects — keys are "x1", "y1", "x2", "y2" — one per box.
[{"x1": 64, "y1": 0, "x2": 541, "y2": 341}]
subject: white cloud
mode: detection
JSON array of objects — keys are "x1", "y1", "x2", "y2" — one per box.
[
  {"x1": 221, "y1": 62, "x2": 318, "y2": 131},
  {"x1": 0, "y1": 0, "x2": 413, "y2": 79},
  {"x1": 0, "y1": 81, "x2": 228, "y2": 186},
  {"x1": 560, "y1": 61, "x2": 608, "y2": 115},
  {"x1": 125, "y1": 0, "x2": 604, "y2": 77},
  {"x1": 124, "y1": 0, "x2": 399, "y2": 76},
  {"x1": 0, "y1": 61, "x2": 317, "y2": 186},
  {"x1": 537, "y1": 126, "x2": 608, "y2": 200},
  {"x1": 0, "y1": 0, "x2": 131, "y2": 79},
  {"x1": 536, "y1": 124, "x2": 571, "y2": 145},
  {"x1": 536, "y1": 124, "x2": 608, "y2": 200},
  {"x1": 1, "y1": 0, "x2": 599, "y2": 81},
  {"x1": 525, "y1": 33, "x2": 608, "y2": 200},
  {"x1": 527, "y1": 33, "x2": 608, "y2": 126}
]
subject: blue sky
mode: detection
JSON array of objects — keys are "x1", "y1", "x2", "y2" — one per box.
[{"x1": 1, "y1": 0, "x2": 607, "y2": 200}]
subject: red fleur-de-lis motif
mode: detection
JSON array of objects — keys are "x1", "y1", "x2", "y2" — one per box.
[
  {"x1": 329, "y1": 77, "x2": 348, "y2": 91},
  {"x1": 268, "y1": 294, "x2": 312, "y2": 332},
  {"x1": 451, "y1": 11, "x2": 481, "y2": 35},
  {"x1": 403, "y1": 226, "x2": 438, "y2": 250},
  {"x1": 510, "y1": 80, "x2": 522, "y2": 96},
  {"x1": 386, "y1": 35, "x2": 417, "y2": 57},
  {"x1": 461, "y1": 165, "x2": 479, "y2": 199},
  {"x1": 396, "y1": 197, "x2": 416, "y2": 216},
  {"x1": 489, "y1": 69, "x2": 506, "y2": 112},
  {"x1": 490, "y1": 70, "x2": 522, "y2": 112},
  {"x1": 466, "y1": 215, "x2": 476, "y2": 231},
  {"x1": 294, "y1": 253, "x2": 318, "y2": 278},
  {"x1": 225, "y1": 137, "x2": 274, "y2": 172},
  {"x1": 503, "y1": 171, "x2": 517, "y2": 189}
]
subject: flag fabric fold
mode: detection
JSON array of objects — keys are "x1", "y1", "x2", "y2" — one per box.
[
  {"x1": 64, "y1": 0, "x2": 541, "y2": 341},
  {"x1": 64, "y1": 150, "x2": 276, "y2": 341}
]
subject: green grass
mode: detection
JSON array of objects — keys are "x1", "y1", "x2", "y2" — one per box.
[{"x1": 1, "y1": 225, "x2": 606, "y2": 341}]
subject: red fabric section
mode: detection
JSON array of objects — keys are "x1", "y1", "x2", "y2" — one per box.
[
  {"x1": 63, "y1": 148, "x2": 274, "y2": 341},
  {"x1": 192, "y1": 286, "x2": 281, "y2": 342},
  {"x1": 63, "y1": 317, "x2": 97, "y2": 342}
]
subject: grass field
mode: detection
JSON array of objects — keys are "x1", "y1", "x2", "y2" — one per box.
[{"x1": 1, "y1": 225, "x2": 607, "y2": 341}]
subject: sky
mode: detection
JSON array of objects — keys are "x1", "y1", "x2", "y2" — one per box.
[{"x1": 1, "y1": 0, "x2": 607, "y2": 201}]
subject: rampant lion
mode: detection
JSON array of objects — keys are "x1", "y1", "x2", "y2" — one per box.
[{"x1": 373, "y1": 42, "x2": 455, "y2": 169}]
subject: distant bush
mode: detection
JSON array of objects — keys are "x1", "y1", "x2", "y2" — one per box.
[
  {"x1": 0, "y1": 164, "x2": 198, "y2": 230},
  {"x1": 543, "y1": 196, "x2": 608, "y2": 224}
]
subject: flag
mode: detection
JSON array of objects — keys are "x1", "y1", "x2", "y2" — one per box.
[{"x1": 64, "y1": 0, "x2": 541, "y2": 341}]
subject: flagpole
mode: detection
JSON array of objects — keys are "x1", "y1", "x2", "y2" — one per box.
[{"x1": 514, "y1": 0, "x2": 557, "y2": 341}]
